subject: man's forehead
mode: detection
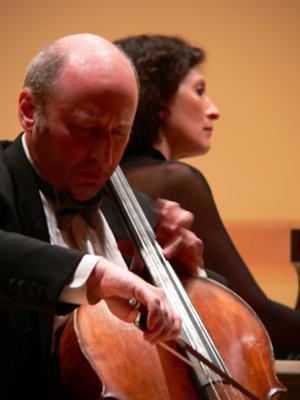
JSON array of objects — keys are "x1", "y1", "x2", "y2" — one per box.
[
  {"x1": 54, "y1": 33, "x2": 118, "y2": 65},
  {"x1": 58, "y1": 51, "x2": 136, "y2": 89},
  {"x1": 66, "y1": 52, "x2": 114, "y2": 76},
  {"x1": 54, "y1": 60, "x2": 137, "y2": 109},
  {"x1": 58, "y1": 36, "x2": 135, "y2": 82},
  {"x1": 48, "y1": 66, "x2": 138, "y2": 126}
]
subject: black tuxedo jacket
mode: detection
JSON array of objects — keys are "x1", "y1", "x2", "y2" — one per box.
[
  {"x1": 0, "y1": 141, "x2": 84, "y2": 399},
  {"x1": 0, "y1": 135, "x2": 156, "y2": 399}
]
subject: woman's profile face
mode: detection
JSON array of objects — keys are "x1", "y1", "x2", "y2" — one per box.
[{"x1": 161, "y1": 66, "x2": 220, "y2": 159}]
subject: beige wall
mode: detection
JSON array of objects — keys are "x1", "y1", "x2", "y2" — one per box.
[
  {"x1": 1, "y1": 0, "x2": 300, "y2": 305},
  {"x1": 1, "y1": 0, "x2": 299, "y2": 223}
]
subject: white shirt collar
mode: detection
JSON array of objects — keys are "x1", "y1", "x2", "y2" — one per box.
[{"x1": 21, "y1": 133, "x2": 42, "y2": 176}]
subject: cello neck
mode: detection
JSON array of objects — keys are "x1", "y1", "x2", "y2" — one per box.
[
  {"x1": 108, "y1": 168, "x2": 228, "y2": 371},
  {"x1": 107, "y1": 166, "x2": 268, "y2": 400}
]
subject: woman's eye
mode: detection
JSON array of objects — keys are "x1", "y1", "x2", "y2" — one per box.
[{"x1": 196, "y1": 87, "x2": 205, "y2": 96}]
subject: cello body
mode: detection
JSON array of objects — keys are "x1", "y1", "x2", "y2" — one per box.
[
  {"x1": 59, "y1": 273, "x2": 286, "y2": 399},
  {"x1": 60, "y1": 167, "x2": 286, "y2": 399}
]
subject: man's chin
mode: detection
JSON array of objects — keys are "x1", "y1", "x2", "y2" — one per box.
[{"x1": 70, "y1": 186, "x2": 102, "y2": 202}]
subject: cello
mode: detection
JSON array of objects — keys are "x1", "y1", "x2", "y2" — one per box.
[{"x1": 59, "y1": 166, "x2": 286, "y2": 399}]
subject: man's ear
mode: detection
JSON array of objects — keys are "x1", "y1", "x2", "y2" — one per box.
[{"x1": 18, "y1": 88, "x2": 37, "y2": 132}]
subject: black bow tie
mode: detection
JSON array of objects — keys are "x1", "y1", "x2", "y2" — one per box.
[{"x1": 35, "y1": 174, "x2": 103, "y2": 229}]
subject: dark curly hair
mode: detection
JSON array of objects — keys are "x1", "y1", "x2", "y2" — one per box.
[{"x1": 114, "y1": 34, "x2": 205, "y2": 149}]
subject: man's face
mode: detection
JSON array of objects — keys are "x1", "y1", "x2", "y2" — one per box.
[{"x1": 28, "y1": 65, "x2": 138, "y2": 201}]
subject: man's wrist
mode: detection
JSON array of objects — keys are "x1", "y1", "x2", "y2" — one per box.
[
  {"x1": 59, "y1": 254, "x2": 102, "y2": 305},
  {"x1": 86, "y1": 256, "x2": 106, "y2": 304}
]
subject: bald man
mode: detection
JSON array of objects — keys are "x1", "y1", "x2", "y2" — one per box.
[{"x1": 1, "y1": 34, "x2": 203, "y2": 399}]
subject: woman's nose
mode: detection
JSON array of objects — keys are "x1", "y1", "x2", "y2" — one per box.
[{"x1": 206, "y1": 97, "x2": 220, "y2": 120}]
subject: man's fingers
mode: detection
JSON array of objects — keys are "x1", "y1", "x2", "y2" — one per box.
[
  {"x1": 144, "y1": 309, "x2": 182, "y2": 343},
  {"x1": 160, "y1": 226, "x2": 204, "y2": 272},
  {"x1": 90, "y1": 255, "x2": 182, "y2": 344},
  {"x1": 155, "y1": 199, "x2": 194, "y2": 229}
]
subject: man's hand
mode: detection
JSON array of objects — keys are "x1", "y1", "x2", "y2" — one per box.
[
  {"x1": 86, "y1": 257, "x2": 181, "y2": 344},
  {"x1": 117, "y1": 198, "x2": 204, "y2": 275},
  {"x1": 154, "y1": 199, "x2": 204, "y2": 274}
]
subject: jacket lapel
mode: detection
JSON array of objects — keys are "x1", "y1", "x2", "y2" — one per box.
[{"x1": 4, "y1": 134, "x2": 50, "y2": 242}]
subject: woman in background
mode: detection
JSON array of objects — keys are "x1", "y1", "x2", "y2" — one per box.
[{"x1": 115, "y1": 34, "x2": 300, "y2": 358}]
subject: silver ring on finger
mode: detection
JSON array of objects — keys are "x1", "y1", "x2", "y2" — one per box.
[{"x1": 128, "y1": 297, "x2": 141, "y2": 310}]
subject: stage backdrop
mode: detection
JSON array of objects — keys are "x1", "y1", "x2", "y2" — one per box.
[{"x1": 1, "y1": 0, "x2": 299, "y2": 307}]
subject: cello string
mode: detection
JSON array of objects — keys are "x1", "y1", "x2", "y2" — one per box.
[
  {"x1": 136, "y1": 250, "x2": 240, "y2": 399},
  {"x1": 176, "y1": 339, "x2": 260, "y2": 400},
  {"x1": 114, "y1": 170, "x2": 227, "y2": 361},
  {"x1": 112, "y1": 168, "x2": 252, "y2": 400},
  {"x1": 110, "y1": 168, "x2": 243, "y2": 399},
  {"x1": 139, "y1": 247, "x2": 222, "y2": 390},
  {"x1": 110, "y1": 169, "x2": 221, "y2": 360},
  {"x1": 112, "y1": 171, "x2": 253, "y2": 400},
  {"x1": 109, "y1": 168, "x2": 252, "y2": 400},
  {"x1": 111, "y1": 168, "x2": 229, "y2": 371},
  {"x1": 158, "y1": 343, "x2": 247, "y2": 400},
  {"x1": 109, "y1": 171, "x2": 225, "y2": 393},
  {"x1": 142, "y1": 242, "x2": 248, "y2": 398},
  {"x1": 158, "y1": 342, "x2": 223, "y2": 400}
]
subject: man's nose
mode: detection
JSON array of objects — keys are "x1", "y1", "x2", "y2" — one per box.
[{"x1": 90, "y1": 135, "x2": 113, "y2": 166}]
